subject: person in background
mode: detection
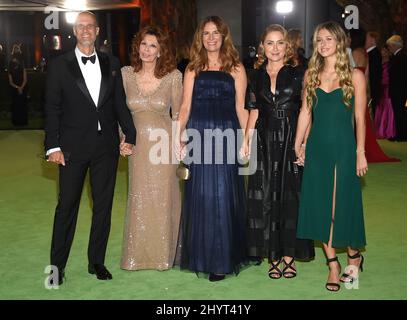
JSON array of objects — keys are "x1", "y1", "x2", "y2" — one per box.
[
  {"x1": 386, "y1": 35, "x2": 407, "y2": 141},
  {"x1": 287, "y1": 28, "x2": 308, "y2": 69},
  {"x1": 365, "y1": 31, "x2": 382, "y2": 117},
  {"x1": 349, "y1": 29, "x2": 368, "y2": 70},
  {"x1": 8, "y1": 44, "x2": 28, "y2": 126},
  {"x1": 243, "y1": 46, "x2": 257, "y2": 70},
  {"x1": 349, "y1": 29, "x2": 399, "y2": 163},
  {"x1": 374, "y1": 46, "x2": 396, "y2": 139},
  {"x1": 176, "y1": 43, "x2": 191, "y2": 77},
  {"x1": 99, "y1": 39, "x2": 111, "y2": 55},
  {"x1": 345, "y1": 32, "x2": 356, "y2": 68},
  {"x1": 0, "y1": 44, "x2": 6, "y2": 71}
]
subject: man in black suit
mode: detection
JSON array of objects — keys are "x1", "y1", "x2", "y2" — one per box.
[
  {"x1": 386, "y1": 35, "x2": 407, "y2": 141},
  {"x1": 365, "y1": 31, "x2": 382, "y2": 116},
  {"x1": 44, "y1": 11, "x2": 136, "y2": 285}
]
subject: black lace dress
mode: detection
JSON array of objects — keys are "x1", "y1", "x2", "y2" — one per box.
[{"x1": 246, "y1": 63, "x2": 315, "y2": 262}]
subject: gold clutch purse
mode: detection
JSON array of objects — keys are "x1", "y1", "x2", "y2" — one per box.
[{"x1": 176, "y1": 163, "x2": 191, "y2": 180}]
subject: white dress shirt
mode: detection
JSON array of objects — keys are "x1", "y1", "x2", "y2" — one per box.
[
  {"x1": 366, "y1": 45, "x2": 376, "y2": 53},
  {"x1": 47, "y1": 47, "x2": 102, "y2": 156},
  {"x1": 75, "y1": 47, "x2": 102, "y2": 109}
]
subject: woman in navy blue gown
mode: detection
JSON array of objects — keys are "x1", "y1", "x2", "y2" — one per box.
[{"x1": 176, "y1": 16, "x2": 249, "y2": 281}]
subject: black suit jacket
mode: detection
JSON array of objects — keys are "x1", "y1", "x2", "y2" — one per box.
[
  {"x1": 389, "y1": 49, "x2": 407, "y2": 103},
  {"x1": 44, "y1": 50, "x2": 136, "y2": 160},
  {"x1": 368, "y1": 47, "x2": 382, "y2": 107}
]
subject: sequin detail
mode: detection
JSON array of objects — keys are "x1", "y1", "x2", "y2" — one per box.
[{"x1": 120, "y1": 66, "x2": 183, "y2": 271}]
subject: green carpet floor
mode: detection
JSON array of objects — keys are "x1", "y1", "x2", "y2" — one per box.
[{"x1": 0, "y1": 130, "x2": 406, "y2": 300}]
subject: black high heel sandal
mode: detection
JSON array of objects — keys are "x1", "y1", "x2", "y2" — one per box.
[
  {"x1": 268, "y1": 259, "x2": 282, "y2": 279},
  {"x1": 340, "y1": 251, "x2": 364, "y2": 283},
  {"x1": 326, "y1": 257, "x2": 341, "y2": 292},
  {"x1": 282, "y1": 258, "x2": 297, "y2": 279}
]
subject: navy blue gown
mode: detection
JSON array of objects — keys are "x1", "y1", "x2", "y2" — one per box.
[{"x1": 180, "y1": 71, "x2": 247, "y2": 275}]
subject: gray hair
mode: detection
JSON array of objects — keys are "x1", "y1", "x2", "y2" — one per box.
[{"x1": 74, "y1": 11, "x2": 98, "y2": 26}]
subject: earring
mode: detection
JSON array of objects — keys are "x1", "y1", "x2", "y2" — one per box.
[{"x1": 157, "y1": 54, "x2": 160, "y2": 58}]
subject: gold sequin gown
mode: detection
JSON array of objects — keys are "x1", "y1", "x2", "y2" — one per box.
[{"x1": 120, "y1": 67, "x2": 182, "y2": 270}]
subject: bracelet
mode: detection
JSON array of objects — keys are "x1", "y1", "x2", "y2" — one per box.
[
  {"x1": 301, "y1": 144, "x2": 306, "y2": 148},
  {"x1": 356, "y1": 149, "x2": 365, "y2": 154}
]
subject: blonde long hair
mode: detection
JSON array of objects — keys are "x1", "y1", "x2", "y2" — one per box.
[
  {"x1": 254, "y1": 24, "x2": 293, "y2": 69},
  {"x1": 188, "y1": 16, "x2": 240, "y2": 75},
  {"x1": 306, "y1": 21, "x2": 354, "y2": 110}
]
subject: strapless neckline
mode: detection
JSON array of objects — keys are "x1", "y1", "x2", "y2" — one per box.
[{"x1": 317, "y1": 87, "x2": 342, "y2": 94}]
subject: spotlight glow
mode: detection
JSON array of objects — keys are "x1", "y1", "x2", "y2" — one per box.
[
  {"x1": 276, "y1": 1, "x2": 293, "y2": 14},
  {"x1": 65, "y1": 11, "x2": 79, "y2": 24},
  {"x1": 64, "y1": 0, "x2": 87, "y2": 11}
]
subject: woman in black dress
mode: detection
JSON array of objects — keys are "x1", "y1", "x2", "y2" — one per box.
[
  {"x1": 8, "y1": 44, "x2": 28, "y2": 126},
  {"x1": 242, "y1": 24, "x2": 314, "y2": 279}
]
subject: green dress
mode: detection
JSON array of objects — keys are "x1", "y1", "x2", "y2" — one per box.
[{"x1": 297, "y1": 88, "x2": 366, "y2": 248}]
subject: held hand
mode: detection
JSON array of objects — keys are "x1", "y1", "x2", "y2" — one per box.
[
  {"x1": 120, "y1": 142, "x2": 133, "y2": 157},
  {"x1": 294, "y1": 144, "x2": 306, "y2": 166},
  {"x1": 48, "y1": 151, "x2": 65, "y2": 166},
  {"x1": 174, "y1": 140, "x2": 187, "y2": 161},
  {"x1": 17, "y1": 87, "x2": 23, "y2": 95},
  {"x1": 239, "y1": 140, "x2": 250, "y2": 161},
  {"x1": 120, "y1": 135, "x2": 133, "y2": 156},
  {"x1": 174, "y1": 129, "x2": 188, "y2": 161},
  {"x1": 120, "y1": 135, "x2": 126, "y2": 148},
  {"x1": 356, "y1": 153, "x2": 368, "y2": 177}
]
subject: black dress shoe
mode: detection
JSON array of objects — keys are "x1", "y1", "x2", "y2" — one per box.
[
  {"x1": 88, "y1": 264, "x2": 113, "y2": 280},
  {"x1": 209, "y1": 273, "x2": 225, "y2": 282}
]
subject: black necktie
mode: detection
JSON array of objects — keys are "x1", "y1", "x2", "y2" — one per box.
[{"x1": 81, "y1": 55, "x2": 96, "y2": 65}]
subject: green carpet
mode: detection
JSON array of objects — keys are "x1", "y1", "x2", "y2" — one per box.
[{"x1": 0, "y1": 130, "x2": 406, "y2": 300}]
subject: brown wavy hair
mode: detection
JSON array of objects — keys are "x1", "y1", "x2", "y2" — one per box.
[
  {"x1": 130, "y1": 26, "x2": 176, "y2": 78},
  {"x1": 254, "y1": 24, "x2": 293, "y2": 69},
  {"x1": 287, "y1": 28, "x2": 302, "y2": 52},
  {"x1": 188, "y1": 16, "x2": 240, "y2": 75},
  {"x1": 306, "y1": 21, "x2": 354, "y2": 110}
]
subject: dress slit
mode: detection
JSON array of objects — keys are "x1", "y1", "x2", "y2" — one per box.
[{"x1": 328, "y1": 166, "x2": 337, "y2": 245}]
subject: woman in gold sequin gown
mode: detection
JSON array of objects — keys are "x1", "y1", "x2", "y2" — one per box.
[{"x1": 120, "y1": 26, "x2": 183, "y2": 271}]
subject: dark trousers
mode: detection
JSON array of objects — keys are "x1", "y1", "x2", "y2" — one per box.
[
  {"x1": 391, "y1": 95, "x2": 407, "y2": 140},
  {"x1": 50, "y1": 134, "x2": 119, "y2": 269},
  {"x1": 11, "y1": 88, "x2": 28, "y2": 126}
]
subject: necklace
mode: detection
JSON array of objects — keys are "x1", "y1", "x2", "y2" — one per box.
[{"x1": 208, "y1": 60, "x2": 220, "y2": 68}]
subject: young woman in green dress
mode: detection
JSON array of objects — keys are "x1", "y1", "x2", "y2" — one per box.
[{"x1": 294, "y1": 21, "x2": 368, "y2": 292}]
